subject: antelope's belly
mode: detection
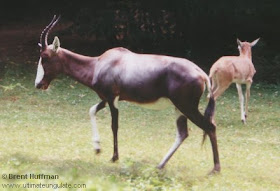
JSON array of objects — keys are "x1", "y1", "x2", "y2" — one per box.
[
  {"x1": 233, "y1": 78, "x2": 247, "y2": 84},
  {"x1": 128, "y1": 97, "x2": 173, "y2": 110}
]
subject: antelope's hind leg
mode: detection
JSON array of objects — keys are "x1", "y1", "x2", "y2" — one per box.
[
  {"x1": 89, "y1": 101, "x2": 106, "y2": 154},
  {"x1": 157, "y1": 110, "x2": 189, "y2": 169},
  {"x1": 186, "y1": 109, "x2": 220, "y2": 174},
  {"x1": 211, "y1": 72, "x2": 232, "y2": 100},
  {"x1": 108, "y1": 96, "x2": 120, "y2": 162}
]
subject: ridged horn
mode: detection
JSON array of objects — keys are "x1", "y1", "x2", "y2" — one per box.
[{"x1": 40, "y1": 15, "x2": 61, "y2": 50}]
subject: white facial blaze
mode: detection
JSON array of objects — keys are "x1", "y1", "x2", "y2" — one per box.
[{"x1": 35, "y1": 57, "x2": 45, "y2": 87}]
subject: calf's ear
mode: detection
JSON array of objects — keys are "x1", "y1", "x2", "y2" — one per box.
[
  {"x1": 251, "y1": 38, "x2": 260, "y2": 47},
  {"x1": 237, "y1": 38, "x2": 242, "y2": 47}
]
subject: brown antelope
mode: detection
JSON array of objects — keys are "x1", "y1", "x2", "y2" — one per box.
[
  {"x1": 35, "y1": 15, "x2": 220, "y2": 173},
  {"x1": 209, "y1": 38, "x2": 259, "y2": 123}
]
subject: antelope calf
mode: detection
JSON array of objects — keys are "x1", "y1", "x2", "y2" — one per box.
[
  {"x1": 209, "y1": 38, "x2": 259, "y2": 123},
  {"x1": 35, "y1": 16, "x2": 220, "y2": 173}
]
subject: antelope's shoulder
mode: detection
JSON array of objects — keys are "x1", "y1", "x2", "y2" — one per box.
[
  {"x1": 219, "y1": 56, "x2": 252, "y2": 63},
  {"x1": 215, "y1": 56, "x2": 237, "y2": 62},
  {"x1": 96, "y1": 47, "x2": 131, "y2": 67},
  {"x1": 102, "y1": 47, "x2": 131, "y2": 56},
  {"x1": 212, "y1": 56, "x2": 246, "y2": 68}
]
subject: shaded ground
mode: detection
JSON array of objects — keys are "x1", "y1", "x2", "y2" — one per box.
[
  {"x1": 0, "y1": 25, "x2": 38, "y2": 62},
  {"x1": 0, "y1": 21, "x2": 72, "y2": 63},
  {"x1": 0, "y1": 20, "x2": 121, "y2": 68}
]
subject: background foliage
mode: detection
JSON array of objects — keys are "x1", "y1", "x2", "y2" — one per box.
[{"x1": 0, "y1": 0, "x2": 279, "y2": 83}]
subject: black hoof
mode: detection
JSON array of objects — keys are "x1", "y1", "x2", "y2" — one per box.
[
  {"x1": 110, "y1": 156, "x2": 119, "y2": 162},
  {"x1": 208, "y1": 168, "x2": 221, "y2": 175},
  {"x1": 95, "y1": 149, "x2": 101, "y2": 154},
  {"x1": 208, "y1": 164, "x2": 221, "y2": 175}
]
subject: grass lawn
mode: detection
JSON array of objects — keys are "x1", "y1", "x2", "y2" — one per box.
[{"x1": 0, "y1": 63, "x2": 279, "y2": 190}]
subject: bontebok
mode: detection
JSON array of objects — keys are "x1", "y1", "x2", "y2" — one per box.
[
  {"x1": 35, "y1": 15, "x2": 220, "y2": 173},
  {"x1": 209, "y1": 38, "x2": 259, "y2": 123}
]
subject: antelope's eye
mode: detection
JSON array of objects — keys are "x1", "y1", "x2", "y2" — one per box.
[
  {"x1": 41, "y1": 53, "x2": 48, "y2": 58},
  {"x1": 41, "y1": 57, "x2": 49, "y2": 65}
]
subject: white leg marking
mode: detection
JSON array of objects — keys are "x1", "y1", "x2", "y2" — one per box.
[
  {"x1": 113, "y1": 96, "x2": 120, "y2": 109},
  {"x1": 158, "y1": 108, "x2": 184, "y2": 169},
  {"x1": 158, "y1": 129, "x2": 182, "y2": 168},
  {"x1": 89, "y1": 104, "x2": 100, "y2": 151},
  {"x1": 35, "y1": 57, "x2": 44, "y2": 87},
  {"x1": 236, "y1": 83, "x2": 246, "y2": 122}
]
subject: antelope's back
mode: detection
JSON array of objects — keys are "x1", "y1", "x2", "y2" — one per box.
[
  {"x1": 210, "y1": 56, "x2": 256, "y2": 79},
  {"x1": 93, "y1": 48, "x2": 208, "y2": 102}
]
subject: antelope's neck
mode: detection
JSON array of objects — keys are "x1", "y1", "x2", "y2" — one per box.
[
  {"x1": 59, "y1": 48, "x2": 98, "y2": 88},
  {"x1": 239, "y1": 51, "x2": 252, "y2": 60}
]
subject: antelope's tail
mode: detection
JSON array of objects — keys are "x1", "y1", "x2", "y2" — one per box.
[
  {"x1": 205, "y1": 75, "x2": 212, "y2": 99},
  {"x1": 202, "y1": 75, "x2": 216, "y2": 145}
]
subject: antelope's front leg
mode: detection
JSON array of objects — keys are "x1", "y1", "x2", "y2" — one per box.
[
  {"x1": 245, "y1": 82, "x2": 252, "y2": 119},
  {"x1": 236, "y1": 83, "x2": 246, "y2": 123},
  {"x1": 109, "y1": 96, "x2": 119, "y2": 162},
  {"x1": 89, "y1": 101, "x2": 106, "y2": 153}
]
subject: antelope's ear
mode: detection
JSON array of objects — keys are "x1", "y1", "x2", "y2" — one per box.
[
  {"x1": 38, "y1": 43, "x2": 42, "y2": 47},
  {"x1": 251, "y1": 38, "x2": 260, "y2": 47},
  {"x1": 52, "y1": 36, "x2": 60, "y2": 52},
  {"x1": 237, "y1": 38, "x2": 242, "y2": 47}
]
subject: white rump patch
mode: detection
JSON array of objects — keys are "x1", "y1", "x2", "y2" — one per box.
[{"x1": 35, "y1": 57, "x2": 44, "y2": 87}]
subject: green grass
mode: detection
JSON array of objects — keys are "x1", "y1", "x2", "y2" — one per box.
[{"x1": 0, "y1": 63, "x2": 280, "y2": 190}]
